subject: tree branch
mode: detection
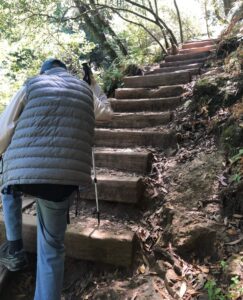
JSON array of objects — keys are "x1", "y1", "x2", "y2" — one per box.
[
  {"x1": 123, "y1": 0, "x2": 178, "y2": 45},
  {"x1": 173, "y1": 0, "x2": 183, "y2": 43},
  {"x1": 154, "y1": 0, "x2": 159, "y2": 17},
  {"x1": 112, "y1": 9, "x2": 167, "y2": 54},
  {"x1": 95, "y1": 2, "x2": 161, "y2": 26}
]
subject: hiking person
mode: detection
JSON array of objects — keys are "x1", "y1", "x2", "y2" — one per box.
[{"x1": 0, "y1": 58, "x2": 113, "y2": 300}]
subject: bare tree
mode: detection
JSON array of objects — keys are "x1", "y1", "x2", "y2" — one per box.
[
  {"x1": 173, "y1": 0, "x2": 183, "y2": 43},
  {"x1": 203, "y1": 0, "x2": 211, "y2": 38},
  {"x1": 223, "y1": 0, "x2": 236, "y2": 15},
  {"x1": 212, "y1": 0, "x2": 228, "y2": 23},
  {"x1": 94, "y1": 0, "x2": 178, "y2": 48},
  {"x1": 88, "y1": 0, "x2": 128, "y2": 55},
  {"x1": 74, "y1": 0, "x2": 119, "y2": 60}
]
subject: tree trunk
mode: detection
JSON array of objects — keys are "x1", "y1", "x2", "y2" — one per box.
[
  {"x1": 74, "y1": 0, "x2": 118, "y2": 61},
  {"x1": 204, "y1": 0, "x2": 211, "y2": 38},
  {"x1": 88, "y1": 0, "x2": 128, "y2": 56},
  {"x1": 173, "y1": 0, "x2": 183, "y2": 43},
  {"x1": 113, "y1": 9, "x2": 167, "y2": 54},
  {"x1": 223, "y1": 0, "x2": 235, "y2": 15},
  {"x1": 124, "y1": 0, "x2": 178, "y2": 46},
  {"x1": 212, "y1": 0, "x2": 228, "y2": 23}
]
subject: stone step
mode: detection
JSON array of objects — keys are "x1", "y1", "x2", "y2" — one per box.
[
  {"x1": 146, "y1": 67, "x2": 200, "y2": 75},
  {"x1": 145, "y1": 65, "x2": 201, "y2": 76},
  {"x1": 160, "y1": 58, "x2": 207, "y2": 68},
  {"x1": 95, "y1": 128, "x2": 176, "y2": 149},
  {"x1": 165, "y1": 51, "x2": 211, "y2": 62},
  {"x1": 110, "y1": 97, "x2": 181, "y2": 112},
  {"x1": 22, "y1": 198, "x2": 35, "y2": 210},
  {"x1": 80, "y1": 174, "x2": 144, "y2": 204},
  {"x1": 97, "y1": 112, "x2": 172, "y2": 128},
  {"x1": 123, "y1": 71, "x2": 191, "y2": 88},
  {"x1": 0, "y1": 214, "x2": 135, "y2": 267},
  {"x1": 179, "y1": 45, "x2": 216, "y2": 55},
  {"x1": 115, "y1": 86, "x2": 184, "y2": 99},
  {"x1": 182, "y1": 40, "x2": 216, "y2": 49},
  {"x1": 95, "y1": 148, "x2": 152, "y2": 174}
]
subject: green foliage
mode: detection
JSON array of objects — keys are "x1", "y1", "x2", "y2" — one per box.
[
  {"x1": 0, "y1": 6, "x2": 96, "y2": 105},
  {"x1": 228, "y1": 276, "x2": 243, "y2": 299},
  {"x1": 102, "y1": 60, "x2": 124, "y2": 96},
  {"x1": 230, "y1": 173, "x2": 242, "y2": 183},
  {"x1": 228, "y1": 148, "x2": 243, "y2": 183},
  {"x1": 101, "y1": 55, "x2": 144, "y2": 97},
  {"x1": 119, "y1": 23, "x2": 162, "y2": 64},
  {"x1": 101, "y1": 22, "x2": 165, "y2": 96},
  {"x1": 221, "y1": 124, "x2": 243, "y2": 155},
  {"x1": 194, "y1": 72, "x2": 243, "y2": 117},
  {"x1": 205, "y1": 276, "x2": 243, "y2": 300},
  {"x1": 220, "y1": 260, "x2": 228, "y2": 271},
  {"x1": 204, "y1": 280, "x2": 226, "y2": 300},
  {"x1": 230, "y1": 148, "x2": 243, "y2": 164},
  {"x1": 0, "y1": 0, "x2": 231, "y2": 111}
]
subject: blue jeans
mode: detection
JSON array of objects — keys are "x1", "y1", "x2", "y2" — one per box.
[{"x1": 2, "y1": 192, "x2": 71, "y2": 300}]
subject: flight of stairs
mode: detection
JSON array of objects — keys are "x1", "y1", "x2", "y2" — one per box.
[{"x1": 0, "y1": 39, "x2": 217, "y2": 270}]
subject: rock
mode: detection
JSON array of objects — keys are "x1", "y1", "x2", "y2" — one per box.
[
  {"x1": 227, "y1": 253, "x2": 243, "y2": 279},
  {"x1": 154, "y1": 260, "x2": 169, "y2": 278},
  {"x1": 170, "y1": 214, "x2": 218, "y2": 259},
  {"x1": 222, "y1": 181, "x2": 243, "y2": 216}
]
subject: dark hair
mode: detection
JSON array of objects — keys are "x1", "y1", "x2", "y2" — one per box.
[
  {"x1": 82, "y1": 63, "x2": 92, "y2": 85},
  {"x1": 40, "y1": 59, "x2": 67, "y2": 74}
]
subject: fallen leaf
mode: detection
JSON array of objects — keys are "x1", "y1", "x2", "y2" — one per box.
[
  {"x1": 161, "y1": 187, "x2": 168, "y2": 194},
  {"x1": 227, "y1": 228, "x2": 238, "y2": 236},
  {"x1": 138, "y1": 228, "x2": 150, "y2": 242},
  {"x1": 195, "y1": 273, "x2": 207, "y2": 290},
  {"x1": 233, "y1": 214, "x2": 243, "y2": 219},
  {"x1": 166, "y1": 269, "x2": 179, "y2": 283},
  {"x1": 178, "y1": 281, "x2": 187, "y2": 298},
  {"x1": 198, "y1": 266, "x2": 210, "y2": 273},
  {"x1": 151, "y1": 188, "x2": 159, "y2": 199},
  {"x1": 217, "y1": 175, "x2": 228, "y2": 186},
  {"x1": 131, "y1": 292, "x2": 138, "y2": 300},
  {"x1": 138, "y1": 264, "x2": 146, "y2": 274}
]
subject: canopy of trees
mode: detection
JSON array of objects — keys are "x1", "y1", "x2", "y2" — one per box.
[{"x1": 0, "y1": 0, "x2": 238, "y2": 106}]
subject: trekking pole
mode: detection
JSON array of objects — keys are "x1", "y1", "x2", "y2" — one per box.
[{"x1": 92, "y1": 147, "x2": 100, "y2": 227}]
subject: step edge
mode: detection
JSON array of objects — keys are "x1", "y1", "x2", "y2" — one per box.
[{"x1": 0, "y1": 214, "x2": 136, "y2": 267}]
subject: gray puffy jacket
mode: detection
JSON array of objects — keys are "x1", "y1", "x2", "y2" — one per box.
[{"x1": 2, "y1": 67, "x2": 95, "y2": 188}]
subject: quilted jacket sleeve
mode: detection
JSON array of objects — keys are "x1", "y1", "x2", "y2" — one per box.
[{"x1": 0, "y1": 86, "x2": 26, "y2": 155}]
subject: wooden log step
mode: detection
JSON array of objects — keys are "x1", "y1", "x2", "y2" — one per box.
[
  {"x1": 160, "y1": 58, "x2": 207, "y2": 68},
  {"x1": 145, "y1": 65, "x2": 201, "y2": 75},
  {"x1": 165, "y1": 51, "x2": 211, "y2": 62},
  {"x1": 115, "y1": 86, "x2": 184, "y2": 99},
  {"x1": 22, "y1": 198, "x2": 35, "y2": 210},
  {"x1": 110, "y1": 97, "x2": 181, "y2": 112},
  {"x1": 80, "y1": 174, "x2": 144, "y2": 204},
  {"x1": 123, "y1": 71, "x2": 191, "y2": 88},
  {"x1": 182, "y1": 40, "x2": 216, "y2": 49},
  {"x1": 145, "y1": 67, "x2": 200, "y2": 75},
  {"x1": 179, "y1": 45, "x2": 216, "y2": 55},
  {"x1": 0, "y1": 214, "x2": 136, "y2": 267},
  {"x1": 94, "y1": 148, "x2": 152, "y2": 174},
  {"x1": 95, "y1": 128, "x2": 176, "y2": 149},
  {"x1": 97, "y1": 112, "x2": 172, "y2": 128}
]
